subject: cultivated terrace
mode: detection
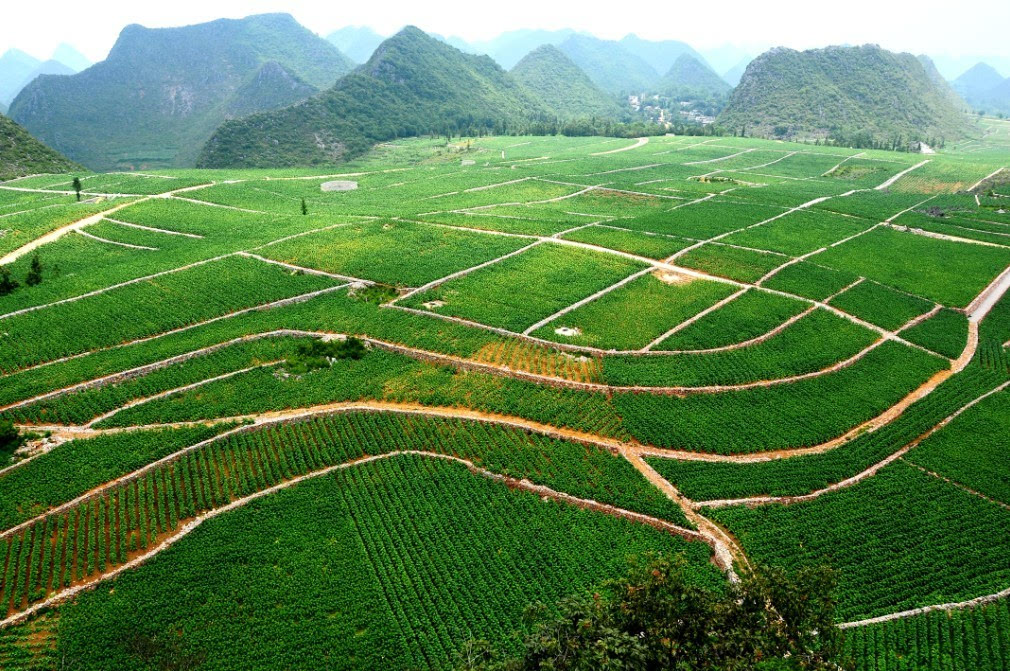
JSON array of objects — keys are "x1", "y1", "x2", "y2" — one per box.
[{"x1": 0, "y1": 132, "x2": 1008, "y2": 670}]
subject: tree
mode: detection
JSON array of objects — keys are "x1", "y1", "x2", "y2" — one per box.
[
  {"x1": 301, "y1": 198, "x2": 308, "y2": 215},
  {"x1": 457, "y1": 554, "x2": 848, "y2": 671},
  {"x1": 0, "y1": 265, "x2": 19, "y2": 296},
  {"x1": 0, "y1": 420, "x2": 22, "y2": 459},
  {"x1": 72, "y1": 177, "x2": 82, "y2": 202},
  {"x1": 25, "y1": 254, "x2": 43, "y2": 287}
]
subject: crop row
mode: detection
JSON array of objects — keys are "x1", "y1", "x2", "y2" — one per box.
[
  {"x1": 615, "y1": 342, "x2": 945, "y2": 454},
  {"x1": 648, "y1": 362, "x2": 1008, "y2": 500},
  {"x1": 0, "y1": 255, "x2": 337, "y2": 375},
  {"x1": 711, "y1": 462, "x2": 1010, "y2": 621},
  {"x1": 0, "y1": 410, "x2": 692, "y2": 615},
  {"x1": 0, "y1": 453, "x2": 721, "y2": 670},
  {"x1": 844, "y1": 598, "x2": 1010, "y2": 670}
]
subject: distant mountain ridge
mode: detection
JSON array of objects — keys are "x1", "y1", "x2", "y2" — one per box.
[
  {"x1": 952, "y1": 63, "x2": 1010, "y2": 114},
  {"x1": 0, "y1": 46, "x2": 90, "y2": 108},
  {"x1": 0, "y1": 113, "x2": 80, "y2": 180},
  {"x1": 9, "y1": 13, "x2": 354, "y2": 170},
  {"x1": 326, "y1": 26, "x2": 387, "y2": 63},
  {"x1": 199, "y1": 27, "x2": 549, "y2": 168},
  {"x1": 511, "y1": 45, "x2": 624, "y2": 119},
  {"x1": 617, "y1": 35, "x2": 710, "y2": 79},
  {"x1": 719, "y1": 45, "x2": 974, "y2": 143}
]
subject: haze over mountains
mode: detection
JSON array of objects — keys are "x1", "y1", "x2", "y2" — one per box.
[
  {"x1": 953, "y1": 63, "x2": 1010, "y2": 115},
  {"x1": 8, "y1": 14, "x2": 353, "y2": 171},
  {"x1": 0, "y1": 45, "x2": 91, "y2": 112}
]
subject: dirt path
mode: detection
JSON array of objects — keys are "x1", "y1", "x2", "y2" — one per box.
[
  {"x1": 106, "y1": 217, "x2": 204, "y2": 239},
  {"x1": 590, "y1": 137, "x2": 649, "y2": 155},
  {"x1": 521, "y1": 267, "x2": 653, "y2": 335},
  {"x1": 76, "y1": 229, "x2": 158, "y2": 251},
  {"x1": 902, "y1": 458, "x2": 1010, "y2": 511},
  {"x1": 620, "y1": 448, "x2": 745, "y2": 578},
  {"x1": 967, "y1": 167, "x2": 1006, "y2": 193},
  {"x1": 693, "y1": 377, "x2": 1010, "y2": 509},
  {"x1": 0, "y1": 200, "x2": 139, "y2": 265},
  {"x1": 642, "y1": 288, "x2": 750, "y2": 351},
  {"x1": 86, "y1": 362, "x2": 280, "y2": 427},
  {"x1": 236, "y1": 252, "x2": 371, "y2": 283},
  {"x1": 0, "y1": 253, "x2": 237, "y2": 322},
  {"x1": 839, "y1": 585, "x2": 1010, "y2": 629},
  {"x1": 684, "y1": 148, "x2": 756, "y2": 166},
  {"x1": 966, "y1": 264, "x2": 1010, "y2": 321},
  {"x1": 888, "y1": 223, "x2": 1010, "y2": 249},
  {"x1": 875, "y1": 160, "x2": 930, "y2": 190},
  {"x1": 0, "y1": 449, "x2": 726, "y2": 629},
  {"x1": 2, "y1": 284, "x2": 348, "y2": 378}
]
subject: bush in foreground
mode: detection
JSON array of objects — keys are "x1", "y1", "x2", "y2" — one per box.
[{"x1": 458, "y1": 553, "x2": 847, "y2": 671}]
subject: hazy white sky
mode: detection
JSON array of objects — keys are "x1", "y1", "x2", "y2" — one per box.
[{"x1": 3, "y1": 0, "x2": 1008, "y2": 68}]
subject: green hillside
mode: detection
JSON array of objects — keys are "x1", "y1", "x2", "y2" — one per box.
[
  {"x1": 719, "y1": 45, "x2": 975, "y2": 143},
  {"x1": 8, "y1": 13, "x2": 354, "y2": 171},
  {"x1": 199, "y1": 27, "x2": 548, "y2": 168},
  {"x1": 0, "y1": 113, "x2": 80, "y2": 180},
  {"x1": 656, "y1": 54, "x2": 732, "y2": 101},
  {"x1": 558, "y1": 35, "x2": 659, "y2": 95},
  {"x1": 511, "y1": 45, "x2": 623, "y2": 119}
]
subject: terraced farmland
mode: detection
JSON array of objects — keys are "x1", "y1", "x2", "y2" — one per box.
[{"x1": 0, "y1": 133, "x2": 1008, "y2": 669}]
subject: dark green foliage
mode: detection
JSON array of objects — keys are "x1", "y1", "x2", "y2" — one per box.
[
  {"x1": 511, "y1": 45, "x2": 624, "y2": 120},
  {"x1": 24, "y1": 253, "x2": 42, "y2": 286},
  {"x1": 72, "y1": 176, "x2": 82, "y2": 201},
  {"x1": 285, "y1": 336, "x2": 367, "y2": 374},
  {"x1": 0, "y1": 419, "x2": 23, "y2": 458},
  {"x1": 9, "y1": 14, "x2": 353, "y2": 170},
  {"x1": 719, "y1": 45, "x2": 974, "y2": 144},
  {"x1": 0, "y1": 264, "x2": 19, "y2": 295},
  {"x1": 199, "y1": 27, "x2": 549, "y2": 168},
  {"x1": 300, "y1": 197, "x2": 308, "y2": 215},
  {"x1": 0, "y1": 113, "x2": 80, "y2": 180},
  {"x1": 459, "y1": 555, "x2": 846, "y2": 671}
]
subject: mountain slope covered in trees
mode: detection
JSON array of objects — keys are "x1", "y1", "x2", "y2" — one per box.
[
  {"x1": 557, "y1": 35, "x2": 659, "y2": 95},
  {"x1": 8, "y1": 14, "x2": 354, "y2": 170},
  {"x1": 719, "y1": 45, "x2": 974, "y2": 144},
  {"x1": 199, "y1": 27, "x2": 548, "y2": 168},
  {"x1": 656, "y1": 54, "x2": 732, "y2": 101},
  {"x1": 0, "y1": 113, "x2": 81, "y2": 180},
  {"x1": 511, "y1": 45, "x2": 623, "y2": 119}
]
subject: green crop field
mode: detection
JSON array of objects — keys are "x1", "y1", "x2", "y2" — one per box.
[{"x1": 0, "y1": 132, "x2": 1008, "y2": 669}]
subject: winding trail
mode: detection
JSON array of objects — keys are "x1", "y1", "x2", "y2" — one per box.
[
  {"x1": 590, "y1": 137, "x2": 649, "y2": 155},
  {"x1": 875, "y1": 160, "x2": 930, "y2": 190}
]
